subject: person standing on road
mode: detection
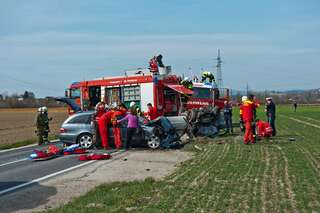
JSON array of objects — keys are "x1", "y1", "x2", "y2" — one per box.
[
  {"x1": 223, "y1": 100, "x2": 233, "y2": 133},
  {"x1": 265, "y1": 97, "x2": 276, "y2": 136},
  {"x1": 117, "y1": 108, "x2": 138, "y2": 150},
  {"x1": 35, "y1": 106, "x2": 51, "y2": 145},
  {"x1": 241, "y1": 97, "x2": 255, "y2": 144}
]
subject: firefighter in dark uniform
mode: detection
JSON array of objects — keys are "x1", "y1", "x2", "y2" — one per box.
[
  {"x1": 201, "y1": 71, "x2": 215, "y2": 83},
  {"x1": 35, "y1": 106, "x2": 50, "y2": 145},
  {"x1": 181, "y1": 77, "x2": 193, "y2": 89},
  {"x1": 265, "y1": 97, "x2": 276, "y2": 136},
  {"x1": 223, "y1": 100, "x2": 233, "y2": 133}
]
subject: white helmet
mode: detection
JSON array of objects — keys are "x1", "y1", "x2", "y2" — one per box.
[
  {"x1": 184, "y1": 77, "x2": 190, "y2": 81},
  {"x1": 37, "y1": 107, "x2": 42, "y2": 113},
  {"x1": 41, "y1": 106, "x2": 48, "y2": 112},
  {"x1": 130, "y1": 102, "x2": 136, "y2": 107},
  {"x1": 241, "y1": 96, "x2": 248, "y2": 102}
]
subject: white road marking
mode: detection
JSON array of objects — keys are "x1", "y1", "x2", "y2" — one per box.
[
  {"x1": 0, "y1": 150, "x2": 124, "y2": 196},
  {"x1": 0, "y1": 160, "x2": 96, "y2": 196},
  {"x1": 0, "y1": 158, "x2": 29, "y2": 168},
  {"x1": 0, "y1": 139, "x2": 60, "y2": 153}
]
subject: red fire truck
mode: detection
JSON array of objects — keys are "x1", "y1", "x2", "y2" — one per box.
[{"x1": 64, "y1": 68, "x2": 229, "y2": 115}]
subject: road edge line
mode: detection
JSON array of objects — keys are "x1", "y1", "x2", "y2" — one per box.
[
  {"x1": 0, "y1": 158, "x2": 29, "y2": 168},
  {"x1": 0, "y1": 150, "x2": 125, "y2": 196},
  {"x1": 0, "y1": 139, "x2": 60, "y2": 153}
]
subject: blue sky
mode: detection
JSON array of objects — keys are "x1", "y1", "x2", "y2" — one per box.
[{"x1": 0, "y1": 0, "x2": 319, "y2": 97}]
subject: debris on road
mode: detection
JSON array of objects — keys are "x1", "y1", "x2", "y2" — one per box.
[
  {"x1": 29, "y1": 145, "x2": 62, "y2": 161},
  {"x1": 187, "y1": 106, "x2": 222, "y2": 138}
]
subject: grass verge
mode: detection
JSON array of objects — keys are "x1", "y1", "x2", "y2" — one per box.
[{"x1": 0, "y1": 135, "x2": 58, "y2": 150}]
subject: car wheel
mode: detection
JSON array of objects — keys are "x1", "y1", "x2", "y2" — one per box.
[
  {"x1": 77, "y1": 133, "x2": 93, "y2": 149},
  {"x1": 147, "y1": 135, "x2": 161, "y2": 149}
]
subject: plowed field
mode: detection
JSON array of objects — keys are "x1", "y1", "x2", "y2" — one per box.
[{"x1": 0, "y1": 108, "x2": 68, "y2": 145}]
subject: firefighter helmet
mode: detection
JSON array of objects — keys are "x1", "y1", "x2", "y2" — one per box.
[
  {"x1": 241, "y1": 96, "x2": 248, "y2": 102},
  {"x1": 41, "y1": 106, "x2": 48, "y2": 112},
  {"x1": 130, "y1": 102, "x2": 136, "y2": 107}
]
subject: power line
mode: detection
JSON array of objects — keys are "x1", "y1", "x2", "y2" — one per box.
[{"x1": 0, "y1": 73, "x2": 58, "y2": 93}]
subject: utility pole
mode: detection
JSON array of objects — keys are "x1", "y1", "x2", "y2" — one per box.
[
  {"x1": 216, "y1": 49, "x2": 223, "y2": 89},
  {"x1": 246, "y1": 83, "x2": 249, "y2": 96}
]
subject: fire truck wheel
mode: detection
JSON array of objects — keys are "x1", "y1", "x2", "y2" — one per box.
[
  {"x1": 147, "y1": 135, "x2": 161, "y2": 149},
  {"x1": 77, "y1": 133, "x2": 93, "y2": 149}
]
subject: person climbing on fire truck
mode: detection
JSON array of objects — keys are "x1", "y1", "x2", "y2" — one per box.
[
  {"x1": 156, "y1": 54, "x2": 164, "y2": 68},
  {"x1": 201, "y1": 71, "x2": 215, "y2": 83},
  {"x1": 149, "y1": 56, "x2": 158, "y2": 73},
  {"x1": 181, "y1": 77, "x2": 193, "y2": 89},
  {"x1": 146, "y1": 103, "x2": 158, "y2": 120},
  {"x1": 241, "y1": 95, "x2": 256, "y2": 144}
]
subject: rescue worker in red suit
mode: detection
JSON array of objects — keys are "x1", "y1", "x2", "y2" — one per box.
[
  {"x1": 146, "y1": 103, "x2": 158, "y2": 120},
  {"x1": 149, "y1": 56, "x2": 158, "y2": 73},
  {"x1": 92, "y1": 102, "x2": 106, "y2": 147},
  {"x1": 241, "y1": 95, "x2": 256, "y2": 144},
  {"x1": 111, "y1": 103, "x2": 127, "y2": 149},
  {"x1": 98, "y1": 106, "x2": 113, "y2": 150}
]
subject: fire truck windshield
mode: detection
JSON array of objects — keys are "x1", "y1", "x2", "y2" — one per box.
[
  {"x1": 192, "y1": 87, "x2": 211, "y2": 99},
  {"x1": 69, "y1": 88, "x2": 80, "y2": 99}
]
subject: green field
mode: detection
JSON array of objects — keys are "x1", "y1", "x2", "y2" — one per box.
[{"x1": 47, "y1": 105, "x2": 320, "y2": 212}]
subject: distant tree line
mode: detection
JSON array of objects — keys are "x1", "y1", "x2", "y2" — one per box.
[
  {"x1": 232, "y1": 89, "x2": 320, "y2": 104},
  {"x1": 0, "y1": 91, "x2": 66, "y2": 108}
]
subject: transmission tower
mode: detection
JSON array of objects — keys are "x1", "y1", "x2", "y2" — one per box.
[{"x1": 216, "y1": 49, "x2": 223, "y2": 89}]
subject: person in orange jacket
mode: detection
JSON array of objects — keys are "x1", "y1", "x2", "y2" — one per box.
[
  {"x1": 111, "y1": 103, "x2": 127, "y2": 149},
  {"x1": 239, "y1": 96, "x2": 247, "y2": 132},
  {"x1": 241, "y1": 95, "x2": 256, "y2": 144}
]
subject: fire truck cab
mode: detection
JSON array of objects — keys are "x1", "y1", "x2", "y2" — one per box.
[{"x1": 185, "y1": 82, "x2": 230, "y2": 110}]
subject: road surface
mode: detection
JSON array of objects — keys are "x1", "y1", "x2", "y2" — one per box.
[{"x1": 0, "y1": 141, "x2": 119, "y2": 213}]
